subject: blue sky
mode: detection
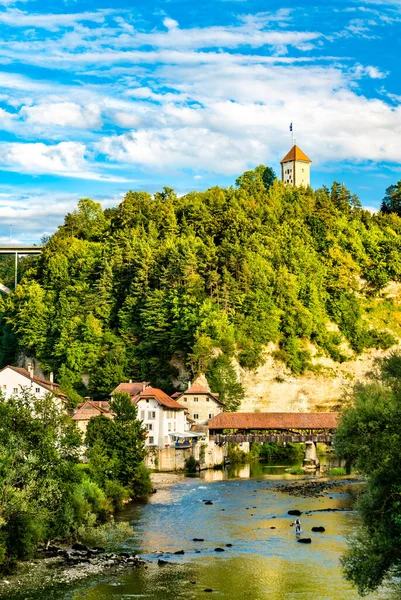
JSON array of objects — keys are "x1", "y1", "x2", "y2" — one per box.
[{"x1": 0, "y1": 0, "x2": 401, "y2": 242}]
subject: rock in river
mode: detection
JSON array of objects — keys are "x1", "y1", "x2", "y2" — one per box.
[
  {"x1": 297, "y1": 538, "x2": 312, "y2": 544},
  {"x1": 311, "y1": 526, "x2": 326, "y2": 532},
  {"x1": 288, "y1": 510, "x2": 302, "y2": 516}
]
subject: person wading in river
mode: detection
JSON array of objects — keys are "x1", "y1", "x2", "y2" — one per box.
[{"x1": 291, "y1": 518, "x2": 301, "y2": 534}]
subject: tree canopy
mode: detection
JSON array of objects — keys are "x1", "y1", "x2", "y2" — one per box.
[{"x1": 2, "y1": 169, "x2": 401, "y2": 400}]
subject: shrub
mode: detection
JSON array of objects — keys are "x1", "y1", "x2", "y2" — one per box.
[
  {"x1": 130, "y1": 463, "x2": 153, "y2": 498},
  {"x1": 104, "y1": 480, "x2": 130, "y2": 511},
  {"x1": 77, "y1": 521, "x2": 133, "y2": 550},
  {"x1": 287, "y1": 467, "x2": 304, "y2": 475},
  {"x1": 184, "y1": 455, "x2": 199, "y2": 473},
  {"x1": 4, "y1": 514, "x2": 45, "y2": 561},
  {"x1": 327, "y1": 467, "x2": 347, "y2": 476}
]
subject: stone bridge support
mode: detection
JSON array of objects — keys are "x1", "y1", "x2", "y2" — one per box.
[{"x1": 303, "y1": 440, "x2": 319, "y2": 470}]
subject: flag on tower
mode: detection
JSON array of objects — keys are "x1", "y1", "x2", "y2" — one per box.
[{"x1": 289, "y1": 123, "x2": 293, "y2": 132}]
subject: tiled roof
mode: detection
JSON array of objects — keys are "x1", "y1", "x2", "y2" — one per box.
[
  {"x1": 176, "y1": 383, "x2": 224, "y2": 405},
  {"x1": 0, "y1": 365, "x2": 66, "y2": 398},
  {"x1": 280, "y1": 145, "x2": 312, "y2": 164},
  {"x1": 136, "y1": 387, "x2": 186, "y2": 410},
  {"x1": 208, "y1": 412, "x2": 338, "y2": 430},
  {"x1": 112, "y1": 382, "x2": 150, "y2": 396},
  {"x1": 72, "y1": 400, "x2": 112, "y2": 421}
]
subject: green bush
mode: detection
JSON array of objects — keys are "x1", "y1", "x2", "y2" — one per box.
[
  {"x1": 104, "y1": 480, "x2": 130, "y2": 511},
  {"x1": 327, "y1": 467, "x2": 347, "y2": 476},
  {"x1": 4, "y1": 514, "x2": 45, "y2": 561},
  {"x1": 287, "y1": 467, "x2": 304, "y2": 475},
  {"x1": 184, "y1": 455, "x2": 199, "y2": 473},
  {"x1": 77, "y1": 521, "x2": 133, "y2": 549}
]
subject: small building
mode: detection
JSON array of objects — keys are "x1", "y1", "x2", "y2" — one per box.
[
  {"x1": 71, "y1": 400, "x2": 112, "y2": 435},
  {"x1": 280, "y1": 145, "x2": 311, "y2": 187},
  {"x1": 111, "y1": 381, "x2": 150, "y2": 401},
  {"x1": 0, "y1": 364, "x2": 67, "y2": 406},
  {"x1": 173, "y1": 382, "x2": 224, "y2": 425},
  {"x1": 134, "y1": 387, "x2": 187, "y2": 447}
]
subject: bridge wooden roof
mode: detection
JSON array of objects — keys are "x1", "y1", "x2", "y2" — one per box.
[{"x1": 208, "y1": 412, "x2": 338, "y2": 431}]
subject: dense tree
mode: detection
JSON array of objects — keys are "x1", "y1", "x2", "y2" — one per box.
[
  {"x1": 335, "y1": 354, "x2": 401, "y2": 595},
  {"x1": 85, "y1": 392, "x2": 152, "y2": 500},
  {"x1": 0, "y1": 390, "x2": 115, "y2": 565},
  {"x1": 381, "y1": 180, "x2": 401, "y2": 216},
  {"x1": 1, "y1": 174, "x2": 401, "y2": 400}
]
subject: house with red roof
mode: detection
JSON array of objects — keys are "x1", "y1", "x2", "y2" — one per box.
[
  {"x1": 0, "y1": 363, "x2": 67, "y2": 406},
  {"x1": 134, "y1": 387, "x2": 188, "y2": 447},
  {"x1": 173, "y1": 380, "x2": 224, "y2": 425},
  {"x1": 72, "y1": 400, "x2": 112, "y2": 435},
  {"x1": 111, "y1": 380, "x2": 150, "y2": 401}
]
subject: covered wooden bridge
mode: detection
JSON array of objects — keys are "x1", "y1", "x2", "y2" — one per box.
[{"x1": 208, "y1": 412, "x2": 339, "y2": 444}]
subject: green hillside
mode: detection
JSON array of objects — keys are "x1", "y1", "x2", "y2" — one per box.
[{"x1": 2, "y1": 168, "x2": 401, "y2": 404}]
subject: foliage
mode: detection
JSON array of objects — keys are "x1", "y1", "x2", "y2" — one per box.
[
  {"x1": 0, "y1": 390, "x2": 116, "y2": 565},
  {"x1": 184, "y1": 455, "x2": 199, "y2": 473},
  {"x1": 327, "y1": 467, "x2": 346, "y2": 476},
  {"x1": 334, "y1": 352, "x2": 401, "y2": 595},
  {"x1": 77, "y1": 520, "x2": 133, "y2": 550},
  {"x1": 85, "y1": 392, "x2": 152, "y2": 499},
  {"x1": 287, "y1": 467, "x2": 304, "y2": 475},
  {"x1": 2, "y1": 174, "x2": 401, "y2": 398},
  {"x1": 380, "y1": 180, "x2": 401, "y2": 217}
]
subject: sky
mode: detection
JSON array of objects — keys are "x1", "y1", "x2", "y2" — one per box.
[{"x1": 0, "y1": 0, "x2": 401, "y2": 243}]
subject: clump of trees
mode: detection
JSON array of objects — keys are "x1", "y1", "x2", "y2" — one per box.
[
  {"x1": 85, "y1": 392, "x2": 153, "y2": 504},
  {"x1": 335, "y1": 351, "x2": 401, "y2": 595},
  {"x1": 1, "y1": 170, "x2": 401, "y2": 401},
  {"x1": 0, "y1": 390, "x2": 150, "y2": 566}
]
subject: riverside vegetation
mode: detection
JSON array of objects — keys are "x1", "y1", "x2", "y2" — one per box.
[
  {"x1": 335, "y1": 351, "x2": 401, "y2": 596},
  {"x1": 0, "y1": 390, "x2": 151, "y2": 569},
  {"x1": 1, "y1": 170, "x2": 401, "y2": 406}
]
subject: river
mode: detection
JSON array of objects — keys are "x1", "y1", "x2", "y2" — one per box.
[{"x1": 1, "y1": 461, "x2": 394, "y2": 600}]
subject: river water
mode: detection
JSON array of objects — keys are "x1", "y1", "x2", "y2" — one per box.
[{"x1": 2, "y1": 462, "x2": 394, "y2": 600}]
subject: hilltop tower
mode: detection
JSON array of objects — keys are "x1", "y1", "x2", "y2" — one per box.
[{"x1": 280, "y1": 145, "x2": 312, "y2": 187}]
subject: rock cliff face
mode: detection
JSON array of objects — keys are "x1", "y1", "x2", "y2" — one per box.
[{"x1": 238, "y1": 343, "x2": 399, "y2": 413}]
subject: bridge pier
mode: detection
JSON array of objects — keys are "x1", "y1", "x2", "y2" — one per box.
[{"x1": 303, "y1": 441, "x2": 319, "y2": 471}]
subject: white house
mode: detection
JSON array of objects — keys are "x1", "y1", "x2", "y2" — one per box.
[
  {"x1": 0, "y1": 364, "x2": 66, "y2": 406},
  {"x1": 173, "y1": 381, "x2": 224, "y2": 425},
  {"x1": 134, "y1": 387, "x2": 188, "y2": 447}
]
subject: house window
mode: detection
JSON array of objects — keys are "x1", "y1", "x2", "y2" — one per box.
[
  {"x1": 206, "y1": 398, "x2": 209, "y2": 402},
  {"x1": 146, "y1": 423, "x2": 153, "y2": 431},
  {"x1": 35, "y1": 387, "x2": 40, "y2": 393},
  {"x1": 140, "y1": 410, "x2": 145, "y2": 420},
  {"x1": 148, "y1": 411, "x2": 156, "y2": 419},
  {"x1": 193, "y1": 413, "x2": 199, "y2": 420},
  {"x1": 146, "y1": 399, "x2": 149, "y2": 403},
  {"x1": 168, "y1": 422, "x2": 172, "y2": 432},
  {"x1": 183, "y1": 397, "x2": 187, "y2": 402},
  {"x1": 148, "y1": 437, "x2": 154, "y2": 445},
  {"x1": 13, "y1": 387, "x2": 18, "y2": 394},
  {"x1": 209, "y1": 414, "x2": 213, "y2": 419},
  {"x1": 194, "y1": 397, "x2": 198, "y2": 402},
  {"x1": 2, "y1": 385, "x2": 6, "y2": 390}
]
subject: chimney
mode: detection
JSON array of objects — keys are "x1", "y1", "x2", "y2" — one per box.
[
  {"x1": 188, "y1": 380, "x2": 191, "y2": 390},
  {"x1": 49, "y1": 372, "x2": 54, "y2": 383},
  {"x1": 27, "y1": 363, "x2": 34, "y2": 380},
  {"x1": 129, "y1": 379, "x2": 132, "y2": 384}
]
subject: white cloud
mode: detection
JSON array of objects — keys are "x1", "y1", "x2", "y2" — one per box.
[
  {"x1": 0, "y1": 8, "x2": 110, "y2": 30},
  {"x1": 0, "y1": 141, "x2": 128, "y2": 181},
  {"x1": 20, "y1": 102, "x2": 102, "y2": 129}
]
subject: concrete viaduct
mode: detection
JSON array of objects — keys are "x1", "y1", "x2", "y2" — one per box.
[{"x1": 0, "y1": 245, "x2": 42, "y2": 290}]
